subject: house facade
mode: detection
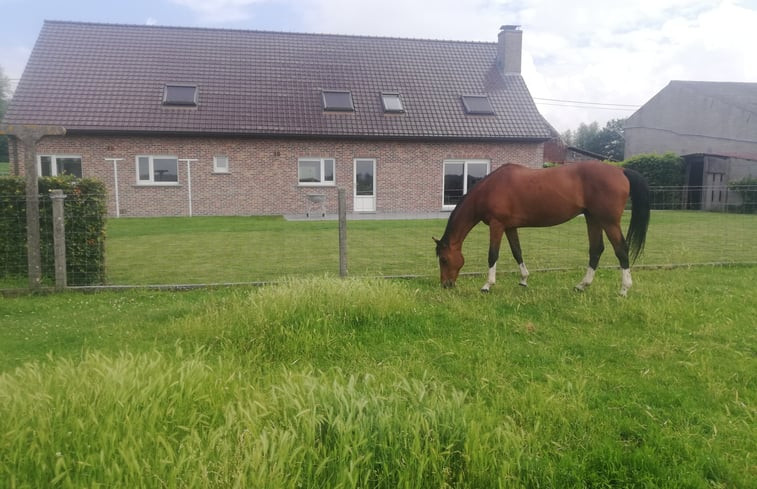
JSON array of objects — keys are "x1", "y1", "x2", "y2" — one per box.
[
  {"x1": 624, "y1": 81, "x2": 757, "y2": 159},
  {"x1": 4, "y1": 21, "x2": 553, "y2": 217}
]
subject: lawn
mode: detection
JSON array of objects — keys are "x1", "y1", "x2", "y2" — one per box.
[
  {"x1": 101, "y1": 210, "x2": 757, "y2": 286},
  {"x1": 0, "y1": 162, "x2": 9, "y2": 175},
  {"x1": 1, "y1": 267, "x2": 755, "y2": 487}
]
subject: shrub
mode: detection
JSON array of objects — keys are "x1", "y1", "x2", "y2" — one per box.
[
  {"x1": 728, "y1": 177, "x2": 757, "y2": 214},
  {"x1": 0, "y1": 176, "x2": 107, "y2": 286},
  {"x1": 622, "y1": 153, "x2": 685, "y2": 209}
]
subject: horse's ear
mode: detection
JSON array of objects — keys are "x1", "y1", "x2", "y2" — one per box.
[{"x1": 432, "y1": 237, "x2": 440, "y2": 244}]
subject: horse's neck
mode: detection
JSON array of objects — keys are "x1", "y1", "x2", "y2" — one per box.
[{"x1": 445, "y1": 200, "x2": 480, "y2": 248}]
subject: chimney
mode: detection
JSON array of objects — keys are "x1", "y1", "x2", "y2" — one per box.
[{"x1": 497, "y1": 25, "x2": 522, "y2": 75}]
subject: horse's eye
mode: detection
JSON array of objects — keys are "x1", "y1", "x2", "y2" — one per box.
[{"x1": 439, "y1": 257, "x2": 447, "y2": 265}]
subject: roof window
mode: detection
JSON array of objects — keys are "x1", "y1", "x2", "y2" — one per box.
[
  {"x1": 163, "y1": 84, "x2": 198, "y2": 106},
  {"x1": 381, "y1": 92, "x2": 404, "y2": 113},
  {"x1": 322, "y1": 90, "x2": 354, "y2": 111},
  {"x1": 461, "y1": 94, "x2": 494, "y2": 115}
]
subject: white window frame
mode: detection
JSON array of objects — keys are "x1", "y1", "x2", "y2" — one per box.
[
  {"x1": 37, "y1": 154, "x2": 83, "y2": 178},
  {"x1": 136, "y1": 155, "x2": 180, "y2": 185},
  {"x1": 442, "y1": 159, "x2": 490, "y2": 210},
  {"x1": 213, "y1": 156, "x2": 229, "y2": 173},
  {"x1": 298, "y1": 157, "x2": 335, "y2": 186},
  {"x1": 381, "y1": 92, "x2": 404, "y2": 113}
]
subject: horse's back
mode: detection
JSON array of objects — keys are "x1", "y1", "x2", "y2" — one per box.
[{"x1": 476, "y1": 162, "x2": 628, "y2": 227}]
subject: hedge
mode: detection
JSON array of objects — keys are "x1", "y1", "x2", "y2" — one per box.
[
  {"x1": 0, "y1": 176, "x2": 107, "y2": 286},
  {"x1": 622, "y1": 153, "x2": 685, "y2": 209}
]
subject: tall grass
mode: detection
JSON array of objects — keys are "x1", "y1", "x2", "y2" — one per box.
[{"x1": 1, "y1": 269, "x2": 755, "y2": 487}]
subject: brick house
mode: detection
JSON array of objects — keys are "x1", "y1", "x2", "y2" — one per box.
[{"x1": 3, "y1": 21, "x2": 553, "y2": 217}]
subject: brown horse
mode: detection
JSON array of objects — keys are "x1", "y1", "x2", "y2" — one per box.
[{"x1": 434, "y1": 162, "x2": 650, "y2": 296}]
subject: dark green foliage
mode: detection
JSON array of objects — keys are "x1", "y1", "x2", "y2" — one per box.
[
  {"x1": 0, "y1": 177, "x2": 26, "y2": 277},
  {"x1": 622, "y1": 153, "x2": 685, "y2": 209},
  {"x1": 728, "y1": 177, "x2": 757, "y2": 214},
  {"x1": 562, "y1": 118, "x2": 626, "y2": 161},
  {"x1": 0, "y1": 176, "x2": 107, "y2": 285}
]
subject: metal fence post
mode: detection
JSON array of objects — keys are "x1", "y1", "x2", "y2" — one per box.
[
  {"x1": 50, "y1": 190, "x2": 68, "y2": 289},
  {"x1": 338, "y1": 188, "x2": 347, "y2": 277}
]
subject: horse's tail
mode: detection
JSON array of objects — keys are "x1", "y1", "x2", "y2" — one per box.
[{"x1": 623, "y1": 168, "x2": 651, "y2": 264}]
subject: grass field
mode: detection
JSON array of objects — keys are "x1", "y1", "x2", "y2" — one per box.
[
  {"x1": 101, "y1": 210, "x2": 757, "y2": 286},
  {"x1": 1, "y1": 267, "x2": 755, "y2": 487},
  {"x1": 0, "y1": 162, "x2": 9, "y2": 176}
]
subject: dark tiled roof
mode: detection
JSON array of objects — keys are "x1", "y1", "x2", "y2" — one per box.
[{"x1": 4, "y1": 21, "x2": 553, "y2": 141}]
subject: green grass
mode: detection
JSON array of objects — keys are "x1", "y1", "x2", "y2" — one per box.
[
  {"x1": 1, "y1": 268, "x2": 755, "y2": 487},
  {"x1": 0, "y1": 161, "x2": 9, "y2": 175},
  {"x1": 100, "y1": 211, "x2": 757, "y2": 286}
]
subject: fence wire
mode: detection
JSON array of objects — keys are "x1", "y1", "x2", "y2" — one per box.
[{"x1": 1, "y1": 186, "x2": 756, "y2": 290}]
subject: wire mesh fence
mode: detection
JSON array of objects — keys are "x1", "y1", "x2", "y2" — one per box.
[{"x1": 1, "y1": 186, "x2": 756, "y2": 290}]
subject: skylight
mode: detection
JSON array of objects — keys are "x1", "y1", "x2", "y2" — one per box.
[
  {"x1": 381, "y1": 92, "x2": 404, "y2": 113},
  {"x1": 163, "y1": 85, "x2": 198, "y2": 106},
  {"x1": 461, "y1": 94, "x2": 495, "y2": 115},
  {"x1": 322, "y1": 90, "x2": 354, "y2": 111}
]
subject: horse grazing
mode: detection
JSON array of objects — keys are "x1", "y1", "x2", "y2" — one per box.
[{"x1": 434, "y1": 162, "x2": 650, "y2": 296}]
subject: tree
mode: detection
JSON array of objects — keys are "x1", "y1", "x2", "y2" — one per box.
[
  {"x1": 0, "y1": 66, "x2": 10, "y2": 163},
  {"x1": 562, "y1": 118, "x2": 626, "y2": 161}
]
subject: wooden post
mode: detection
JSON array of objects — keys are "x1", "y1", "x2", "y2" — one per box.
[
  {"x1": 50, "y1": 190, "x2": 67, "y2": 289},
  {"x1": 0, "y1": 124, "x2": 66, "y2": 289},
  {"x1": 338, "y1": 188, "x2": 347, "y2": 277}
]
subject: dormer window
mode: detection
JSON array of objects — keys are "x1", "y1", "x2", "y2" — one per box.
[
  {"x1": 461, "y1": 94, "x2": 494, "y2": 115},
  {"x1": 163, "y1": 84, "x2": 198, "y2": 106},
  {"x1": 322, "y1": 90, "x2": 354, "y2": 111},
  {"x1": 381, "y1": 92, "x2": 404, "y2": 113}
]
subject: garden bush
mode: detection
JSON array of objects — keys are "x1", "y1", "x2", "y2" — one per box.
[
  {"x1": 622, "y1": 153, "x2": 685, "y2": 209},
  {"x1": 0, "y1": 176, "x2": 107, "y2": 286}
]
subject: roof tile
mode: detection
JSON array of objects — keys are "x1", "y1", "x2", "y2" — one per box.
[{"x1": 5, "y1": 21, "x2": 553, "y2": 140}]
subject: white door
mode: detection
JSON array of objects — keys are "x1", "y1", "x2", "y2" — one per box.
[{"x1": 354, "y1": 158, "x2": 376, "y2": 212}]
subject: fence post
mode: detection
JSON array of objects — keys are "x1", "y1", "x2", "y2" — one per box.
[
  {"x1": 50, "y1": 189, "x2": 67, "y2": 289},
  {"x1": 338, "y1": 188, "x2": 347, "y2": 277},
  {"x1": 0, "y1": 123, "x2": 66, "y2": 289}
]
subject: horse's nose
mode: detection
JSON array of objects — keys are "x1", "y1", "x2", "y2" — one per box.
[{"x1": 442, "y1": 279, "x2": 456, "y2": 289}]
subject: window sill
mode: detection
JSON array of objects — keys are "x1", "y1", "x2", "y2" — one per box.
[
  {"x1": 134, "y1": 183, "x2": 181, "y2": 187},
  {"x1": 212, "y1": 171, "x2": 230, "y2": 175},
  {"x1": 298, "y1": 182, "x2": 335, "y2": 187}
]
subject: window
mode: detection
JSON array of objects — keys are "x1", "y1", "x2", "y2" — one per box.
[
  {"x1": 38, "y1": 155, "x2": 82, "y2": 178},
  {"x1": 298, "y1": 158, "x2": 335, "y2": 185},
  {"x1": 322, "y1": 90, "x2": 354, "y2": 111},
  {"x1": 137, "y1": 155, "x2": 179, "y2": 184},
  {"x1": 213, "y1": 156, "x2": 229, "y2": 173},
  {"x1": 461, "y1": 94, "x2": 495, "y2": 115},
  {"x1": 163, "y1": 84, "x2": 198, "y2": 106},
  {"x1": 381, "y1": 92, "x2": 404, "y2": 113},
  {"x1": 443, "y1": 159, "x2": 490, "y2": 208}
]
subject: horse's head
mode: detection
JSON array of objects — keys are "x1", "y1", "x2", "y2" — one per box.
[{"x1": 433, "y1": 237, "x2": 464, "y2": 288}]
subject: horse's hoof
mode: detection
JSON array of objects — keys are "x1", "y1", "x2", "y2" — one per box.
[
  {"x1": 480, "y1": 288, "x2": 490, "y2": 293},
  {"x1": 574, "y1": 285, "x2": 586, "y2": 292},
  {"x1": 518, "y1": 282, "x2": 528, "y2": 288}
]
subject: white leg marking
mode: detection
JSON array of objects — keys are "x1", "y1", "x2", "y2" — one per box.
[
  {"x1": 481, "y1": 264, "x2": 497, "y2": 292},
  {"x1": 518, "y1": 262, "x2": 529, "y2": 287},
  {"x1": 575, "y1": 267, "x2": 596, "y2": 291},
  {"x1": 619, "y1": 268, "x2": 632, "y2": 297}
]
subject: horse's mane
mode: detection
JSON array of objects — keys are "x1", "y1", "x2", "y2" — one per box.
[
  {"x1": 438, "y1": 191, "x2": 471, "y2": 251},
  {"x1": 436, "y1": 165, "x2": 512, "y2": 256}
]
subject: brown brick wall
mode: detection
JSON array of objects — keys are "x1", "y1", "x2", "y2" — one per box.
[{"x1": 14, "y1": 134, "x2": 545, "y2": 217}]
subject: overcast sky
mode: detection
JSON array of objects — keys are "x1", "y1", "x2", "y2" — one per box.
[{"x1": 2, "y1": 0, "x2": 756, "y2": 132}]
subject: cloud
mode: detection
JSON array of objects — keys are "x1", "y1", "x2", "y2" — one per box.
[{"x1": 169, "y1": 0, "x2": 270, "y2": 23}]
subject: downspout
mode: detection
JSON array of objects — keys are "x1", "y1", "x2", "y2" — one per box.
[
  {"x1": 180, "y1": 158, "x2": 198, "y2": 217},
  {"x1": 105, "y1": 158, "x2": 123, "y2": 217}
]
